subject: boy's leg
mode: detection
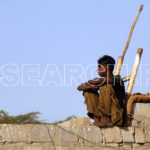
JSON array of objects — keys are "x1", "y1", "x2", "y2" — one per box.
[
  {"x1": 99, "y1": 85, "x2": 123, "y2": 126},
  {"x1": 83, "y1": 90, "x2": 101, "y2": 119},
  {"x1": 83, "y1": 90, "x2": 107, "y2": 127}
]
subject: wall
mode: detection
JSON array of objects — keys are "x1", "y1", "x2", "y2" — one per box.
[{"x1": 0, "y1": 103, "x2": 150, "y2": 150}]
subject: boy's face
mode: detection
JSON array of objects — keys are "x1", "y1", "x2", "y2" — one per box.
[
  {"x1": 97, "y1": 65, "x2": 108, "y2": 77},
  {"x1": 97, "y1": 64, "x2": 107, "y2": 77}
]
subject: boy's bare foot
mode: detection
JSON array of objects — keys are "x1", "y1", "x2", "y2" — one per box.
[
  {"x1": 93, "y1": 116, "x2": 106, "y2": 127},
  {"x1": 101, "y1": 116, "x2": 113, "y2": 127},
  {"x1": 93, "y1": 116, "x2": 114, "y2": 127}
]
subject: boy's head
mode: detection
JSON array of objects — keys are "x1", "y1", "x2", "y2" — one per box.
[{"x1": 97, "y1": 55, "x2": 115, "y2": 77}]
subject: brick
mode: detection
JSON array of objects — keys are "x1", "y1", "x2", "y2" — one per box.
[
  {"x1": 122, "y1": 144, "x2": 132, "y2": 150},
  {"x1": 49, "y1": 125, "x2": 78, "y2": 143},
  {"x1": 76, "y1": 145, "x2": 107, "y2": 150},
  {"x1": 145, "y1": 128, "x2": 150, "y2": 142},
  {"x1": 1, "y1": 124, "x2": 30, "y2": 142},
  {"x1": 79, "y1": 126, "x2": 103, "y2": 143},
  {"x1": 121, "y1": 127, "x2": 135, "y2": 143},
  {"x1": 29, "y1": 125, "x2": 51, "y2": 142},
  {"x1": 102, "y1": 143, "x2": 118, "y2": 150},
  {"x1": 135, "y1": 128, "x2": 145, "y2": 143},
  {"x1": 133, "y1": 103, "x2": 150, "y2": 118},
  {"x1": 103, "y1": 127, "x2": 122, "y2": 143},
  {"x1": 55, "y1": 146, "x2": 70, "y2": 150},
  {"x1": 133, "y1": 143, "x2": 150, "y2": 150}
]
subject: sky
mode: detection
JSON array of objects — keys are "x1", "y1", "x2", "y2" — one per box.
[{"x1": 0, "y1": 0, "x2": 150, "y2": 123}]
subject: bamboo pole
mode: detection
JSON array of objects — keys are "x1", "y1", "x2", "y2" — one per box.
[
  {"x1": 114, "y1": 4, "x2": 143, "y2": 76},
  {"x1": 126, "y1": 48, "x2": 143, "y2": 94},
  {"x1": 122, "y1": 75, "x2": 131, "y2": 82}
]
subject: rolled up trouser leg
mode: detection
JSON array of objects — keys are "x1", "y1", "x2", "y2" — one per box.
[{"x1": 83, "y1": 91, "x2": 102, "y2": 119}]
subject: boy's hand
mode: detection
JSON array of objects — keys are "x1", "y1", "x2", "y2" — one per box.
[{"x1": 91, "y1": 85, "x2": 99, "y2": 89}]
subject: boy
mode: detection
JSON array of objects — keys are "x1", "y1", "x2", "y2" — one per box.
[{"x1": 77, "y1": 55, "x2": 125, "y2": 127}]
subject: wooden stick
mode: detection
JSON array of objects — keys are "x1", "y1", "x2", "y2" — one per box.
[
  {"x1": 122, "y1": 75, "x2": 131, "y2": 82},
  {"x1": 126, "y1": 48, "x2": 143, "y2": 94},
  {"x1": 114, "y1": 4, "x2": 143, "y2": 76}
]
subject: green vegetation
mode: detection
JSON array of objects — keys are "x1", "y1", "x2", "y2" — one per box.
[
  {"x1": 0, "y1": 110, "x2": 45, "y2": 124},
  {"x1": 0, "y1": 110, "x2": 76, "y2": 124}
]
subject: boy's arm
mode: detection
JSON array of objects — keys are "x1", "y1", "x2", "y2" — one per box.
[
  {"x1": 88, "y1": 78, "x2": 104, "y2": 85},
  {"x1": 77, "y1": 77, "x2": 113, "y2": 91},
  {"x1": 77, "y1": 82, "x2": 98, "y2": 91},
  {"x1": 88, "y1": 77, "x2": 113, "y2": 85}
]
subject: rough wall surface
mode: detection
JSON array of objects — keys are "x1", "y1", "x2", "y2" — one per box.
[{"x1": 0, "y1": 103, "x2": 150, "y2": 150}]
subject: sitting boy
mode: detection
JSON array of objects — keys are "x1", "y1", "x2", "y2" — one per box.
[{"x1": 77, "y1": 55, "x2": 125, "y2": 127}]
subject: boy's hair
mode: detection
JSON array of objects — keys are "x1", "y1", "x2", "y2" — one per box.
[{"x1": 97, "y1": 55, "x2": 115, "y2": 71}]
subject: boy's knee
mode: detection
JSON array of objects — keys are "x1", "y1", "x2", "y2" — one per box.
[{"x1": 83, "y1": 91, "x2": 90, "y2": 96}]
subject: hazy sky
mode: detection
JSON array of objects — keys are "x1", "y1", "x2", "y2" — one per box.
[{"x1": 0, "y1": 0, "x2": 150, "y2": 123}]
